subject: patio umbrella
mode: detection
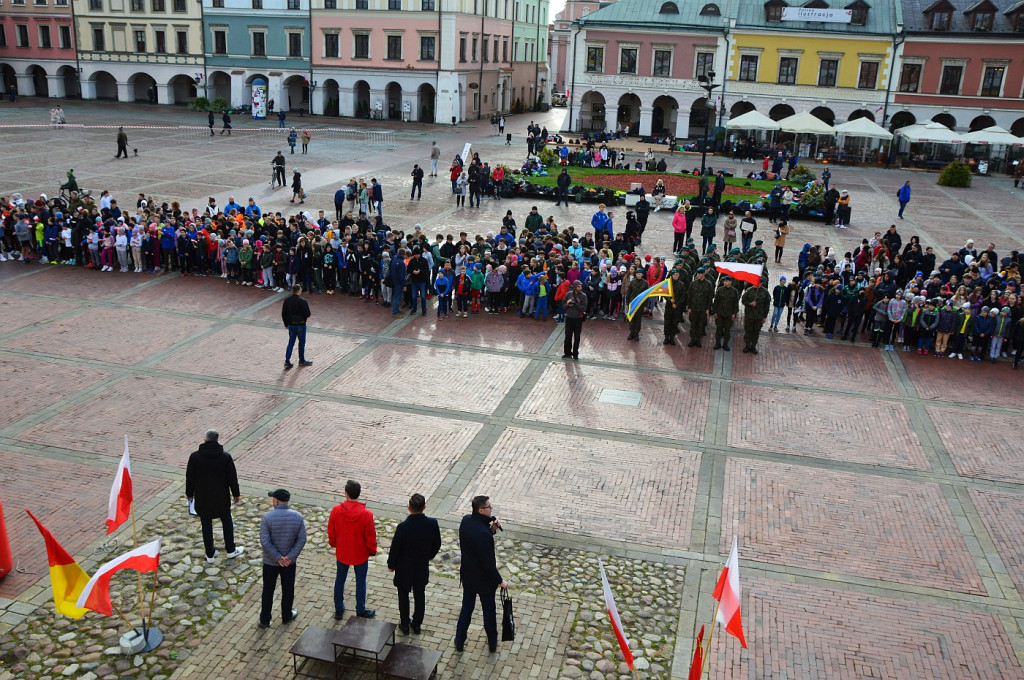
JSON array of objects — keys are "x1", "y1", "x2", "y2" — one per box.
[
  {"x1": 895, "y1": 121, "x2": 964, "y2": 144},
  {"x1": 725, "y1": 110, "x2": 780, "y2": 131},
  {"x1": 777, "y1": 111, "x2": 836, "y2": 135},
  {"x1": 834, "y1": 117, "x2": 893, "y2": 140},
  {"x1": 961, "y1": 125, "x2": 1024, "y2": 146}
]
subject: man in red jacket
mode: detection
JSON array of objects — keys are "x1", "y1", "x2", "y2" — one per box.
[{"x1": 327, "y1": 480, "x2": 378, "y2": 619}]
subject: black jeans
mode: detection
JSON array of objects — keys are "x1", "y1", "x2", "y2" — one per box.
[
  {"x1": 454, "y1": 587, "x2": 497, "y2": 647},
  {"x1": 564, "y1": 316, "x2": 583, "y2": 357},
  {"x1": 397, "y1": 581, "x2": 426, "y2": 628},
  {"x1": 261, "y1": 563, "x2": 296, "y2": 625},
  {"x1": 200, "y1": 512, "x2": 235, "y2": 558}
]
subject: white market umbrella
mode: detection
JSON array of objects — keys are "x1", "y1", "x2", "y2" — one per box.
[
  {"x1": 961, "y1": 125, "x2": 1023, "y2": 146},
  {"x1": 895, "y1": 120, "x2": 964, "y2": 144},
  {"x1": 834, "y1": 117, "x2": 893, "y2": 140},
  {"x1": 725, "y1": 110, "x2": 780, "y2": 131},
  {"x1": 777, "y1": 111, "x2": 836, "y2": 135}
]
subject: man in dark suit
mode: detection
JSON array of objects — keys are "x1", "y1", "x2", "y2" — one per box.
[
  {"x1": 453, "y1": 495, "x2": 509, "y2": 654},
  {"x1": 387, "y1": 493, "x2": 442, "y2": 635},
  {"x1": 185, "y1": 430, "x2": 244, "y2": 563}
]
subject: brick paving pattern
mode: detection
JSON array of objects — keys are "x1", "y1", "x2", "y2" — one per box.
[
  {"x1": 0, "y1": 449, "x2": 169, "y2": 601},
  {"x1": 0, "y1": 295, "x2": 78, "y2": 335},
  {"x1": 902, "y1": 357, "x2": 1021, "y2": 408},
  {"x1": 16, "y1": 375, "x2": 283, "y2": 464},
  {"x1": 707, "y1": 577, "x2": 1024, "y2": 680},
  {"x1": 516, "y1": 363, "x2": 710, "y2": 441},
  {"x1": 394, "y1": 311, "x2": 553, "y2": 353},
  {"x1": 250, "y1": 294, "x2": 396, "y2": 335},
  {"x1": 238, "y1": 400, "x2": 480, "y2": 504},
  {"x1": 728, "y1": 383, "x2": 930, "y2": 470},
  {"x1": 969, "y1": 488, "x2": 1024, "y2": 600},
  {"x1": 731, "y1": 339, "x2": 897, "y2": 395},
  {"x1": 0, "y1": 355, "x2": 109, "y2": 425},
  {"x1": 118, "y1": 274, "x2": 273, "y2": 317},
  {"x1": 460, "y1": 427, "x2": 701, "y2": 548},
  {"x1": 0, "y1": 265, "x2": 125, "y2": 300},
  {"x1": 571, "y1": 318, "x2": 716, "y2": 373},
  {"x1": 325, "y1": 343, "x2": 529, "y2": 414},
  {"x1": 723, "y1": 459, "x2": 985, "y2": 594},
  {"x1": 928, "y1": 406, "x2": 1024, "y2": 483}
]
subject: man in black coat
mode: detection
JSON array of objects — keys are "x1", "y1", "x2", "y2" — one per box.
[
  {"x1": 387, "y1": 493, "x2": 442, "y2": 635},
  {"x1": 281, "y1": 284, "x2": 312, "y2": 369},
  {"x1": 185, "y1": 430, "x2": 243, "y2": 563},
  {"x1": 454, "y1": 495, "x2": 508, "y2": 654}
]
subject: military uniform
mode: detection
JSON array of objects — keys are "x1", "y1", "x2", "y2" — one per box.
[
  {"x1": 712, "y1": 280, "x2": 741, "y2": 350},
  {"x1": 686, "y1": 273, "x2": 715, "y2": 347},
  {"x1": 741, "y1": 284, "x2": 772, "y2": 353},
  {"x1": 625, "y1": 275, "x2": 648, "y2": 340},
  {"x1": 663, "y1": 274, "x2": 688, "y2": 345}
]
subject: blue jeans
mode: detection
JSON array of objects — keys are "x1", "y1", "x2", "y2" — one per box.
[
  {"x1": 392, "y1": 286, "x2": 404, "y2": 313},
  {"x1": 898, "y1": 200, "x2": 908, "y2": 218},
  {"x1": 770, "y1": 306, "x2": 784, "y2": 328},
  {"x1": 411, "y1": 282, "x2": 427, "y2": 311},
  {"x1": 334, "y1": 560, "x2": 369, "y2": 614},
  {"x1": 286, "y1": 324, "x2": 306, "y2": 362},
  {"x1": 741, "y1": 234, "x2": 752, "y2": 253},
  {"x1": 454, "y1": 588, "x2": 497, "y2": 647}
]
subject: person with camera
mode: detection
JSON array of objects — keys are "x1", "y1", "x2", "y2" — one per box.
[
  {"x1": 454, "y1": 495, "x2": 508, "y2": 654},
  {"x1": 272, "y1": 151, "x2": 286, "y2": 189}
]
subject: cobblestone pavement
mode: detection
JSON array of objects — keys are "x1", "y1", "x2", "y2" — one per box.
[{"x1": 1, "y1": 101, "x2": 1024, "y2": 679}]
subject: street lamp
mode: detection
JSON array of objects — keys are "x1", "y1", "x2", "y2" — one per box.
[{"x1": 697, "y1": 72, "x2": 719, "y2": 177}]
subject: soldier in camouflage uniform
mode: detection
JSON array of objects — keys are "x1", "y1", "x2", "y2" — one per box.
[
  {"x1": 741, "y1": 279, "x2": 772, "y2": 353},
  {"x1": 663, "y1": 270, "x2": 688, "y2": 345},
  {"x1": 712, "y1": 275, "x2": 741, "y2": 351},
  {"x1": 744, "y1": 239, "x2": 767, "y2": 264},
  {"x1": 625, "y1": 268, "x2": 648, "y2": 341},
  {"x1": 686, "y1": 267, "x2": 715, "y2": 348}
]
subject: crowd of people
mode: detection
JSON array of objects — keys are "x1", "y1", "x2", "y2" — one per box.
[{"x1": 3, "y1": 159, "x2": 1023, "y2": 366}]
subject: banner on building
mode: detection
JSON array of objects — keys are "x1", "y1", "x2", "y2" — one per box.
[
  {"x1": 781, "y1": 7, "x2": 852, "y2": 22},
  {"x1": 252, "y1": 78, "x2": 267, "y2": 120}
]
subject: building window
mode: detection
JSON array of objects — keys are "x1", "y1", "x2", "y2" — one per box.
[
  {"x1": 586, "y1": 46, "x2": 603, "y2": 72},
  {"x1": 154, "y1": 29, "x2": 165, "y2": 52},
  {"x1": 472, "y1": 36, "x2": 478, "y2": 61},
  {"x1": 389, "y1": 0, "x2": 401, "y2": 8},
  {"x1": 35, "y1": 0, "x2": 48, "y2": 5},
  {"x1": 135, "y1": 29, "x2": 147, "y2": 52},
  {"x1": 0, "y1": 27, "x2": 6, "y2": 48},
  {"x1": 56, "y1": 0, "x2": 70, "y2": 5},
  {"x1": 131, "y1": 0, "x2": 144, "y2": 10},
  {"x1": 848, "y1": 3, "x2": 868, "y2": 24},
  {"x1": 152, "y1": 0, "x2": 164, "y2": 9},
  {"x1": 482, "y1": 34, "x2": 489, "y2": 62},
  {"x1": 766, "y1": 1, "x2": 785, "y2": 22},
  {"x1": 354, "y1": 33, "x2": 369, "y2": 58},
  {"x1": 356, "y1": 0, "x2": 368, "y2": 8},
  {"x1": 173, "y1": 0, "x2": 185, "y2": 10},
  {"x1": 387, "y1": 35, "x2": 402, "y2": 59},
  {"x1": 493, "y1": 38, "x2": 498, "y2": 62},
  {"x1": 1014, "y1": 11, "x2": 1024, "y2": 31},
  {"x1": 324, "y1": 32, "x2": 339, "y2": 57},
  {"x1": 619, "y1": 47, "x2": 637, "y2": 74},
  {"x1": 700, "y1": 3, "x2": 720, "y2": 15},
  {"x1": 460, "y1": 35, "x2": 467, "y2": 62},
  {"x1": 17, "y1": 24, "x2": 29, "y2": 47},
  {"x1": 288, "y1": 32, "x2": 302, "y2": 57},
  {"x1": 503, "y1": 37, "x2": 507, "y2": 61},
  {"x1": 211, "y1": 0, "x2": 222, "y2": 5},
  {"x1": 422, "y1": 0, "x2": 435, "y2": 7},
  {"x1": 39, "y1": 26, "x2": 52, "y2": 48},
  {"x1": 898, "y1": 63, "x2": 921, "y2": 92},
  {"x1": 695, "y1": 52, "x2": 714, "y2": 79},
  {"x1": 213, "y1": 29, "x2": 226, "y2": 54},
  {"x1": 287, "y1": 0, "x2": 300, "y2": 7},
  {"x1": 939, "y1": 64, "x2": 962, "y2": 95},
  {"x1": 972, "y1": 11, "x2": 993, "y2": 30},
  {"x1": 324, "y1": 0, "x2": 336, "y2": 7},
  {"x1": 90, "y1": 0, "x2": 103, "y2": 8},
  {"x1": 818, "y1": 59, "x2": 838, "y2": 87},
  {"x1": 981, "y1": 66, "x2": 1004, "y2": 96},
  {"x1": 659, "y1": 1, "x2": 678, "y2": 12},
  {"x1": 931, "y1": 11, "x2": 951, "y2": 30},
  {"x1": 739, "y1": 54, "x2": 758, "y2": 81},
  {"x1": 420, "y1": 35, "x2": 435, "y2": 60},
  {"x1": 59, "y1": 25, "x2": 72, "y2": 48},
  {"x1": 857, "y1": 61, "x2": 878, "y2": 89},
  {"x1": 252, "y1": 0, "x2": 262, "y2": 7},
  {"x1": 778, "y1": 56, "x2": 798, "y2": 84},
  {"x1": 653, "y1": 49, "x2": 672, "y2": 77},
  {"x1": 252, "y1": 31, "x2": 266, "y2": 56},
  {"x1": 93, "y1": 26, "x2": 105, "y2": 50},
  {"x1": 176, "y1": 30, "x2": 187, "y2": 53}
]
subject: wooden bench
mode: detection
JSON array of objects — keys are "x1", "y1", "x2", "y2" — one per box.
[{"x1": 379, "y1": 644, "x2": 443, "y2": 680}]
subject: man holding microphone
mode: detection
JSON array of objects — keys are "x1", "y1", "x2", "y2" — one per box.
[{"x1": 454, "y1": 496, "x2": 509, "y2": 654}]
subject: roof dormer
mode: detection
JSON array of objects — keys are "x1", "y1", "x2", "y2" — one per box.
[
  {"x1": 1004, "y1": 1, "x2": 1024, "y2": 31},
  {"x1": 964, "y1": 0, "x2": 996, "y2": 30},
  {"x1": 659, "y1": 1, "x2": 679, "y2": 13},
  {"x1": 923, "y1": 0, "x2": 955, "y2": 30},
  {"x1": 765, "y1": 0, "x2": 788, "y2": 22},
  {"x1": 700, "y1": 3, "x2": 721, "y2": 16},
  {"x1": 845, "y1": 0, "x2": 870, "y2": 25}
]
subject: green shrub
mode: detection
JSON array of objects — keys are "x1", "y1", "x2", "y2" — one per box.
[
  {"x1": 538, "y1": 148, "x2": 558, "y2": 165},
  {"x1": 788, "y1": 164, "x2": 816, "y2": 184},
  {"x1": 209, "y1": 97, "x2": 229, "y2": 112},
  {"x1": 189, "y1": 96, "x2": 210, "y2": 112},
  {"x1": 799, "y1": 182, "x2": 824, "y2": 209},
  {"x1": 937, "y1": 160, "x2": 972, "y2": 187}
]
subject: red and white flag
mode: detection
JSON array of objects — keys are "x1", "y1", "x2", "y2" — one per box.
[
  {"x1": 599, "y1": 559, "x2": 635, "y2": 671},
  {"x1": 105, "y1": 435, "x2": 133, "y2": 534},
  {"x1": 76, "y1": 538, "x2": 161, "y2": 616},
  {"x1": 712, "y1": 536, "x2": 746, "y2": 648},
  {"x1": 714, "y1": 262, "x2": 764, "y2": 287}
]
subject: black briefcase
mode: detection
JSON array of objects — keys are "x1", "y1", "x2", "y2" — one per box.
[{"x1": 501, "y1": 587, "x2": 515, "y2": 642}]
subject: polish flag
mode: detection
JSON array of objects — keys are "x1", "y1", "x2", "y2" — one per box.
[
  {"x1": 105, "y1": 435, "x2": 133, "y2": 535},
  {"x1": 599, "y1": 560, "x2": 634, "y2": 670},
  {"x1": 77, "y1": 538, "x2": 161, "y2": 616},
  {"x1": 714, "y1": 262, "x2": 764, "y2": 287},
  {"x1": 712, "y1": 537, "x2": 746, "y2": 648}
]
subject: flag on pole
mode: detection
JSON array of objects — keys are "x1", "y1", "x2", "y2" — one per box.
[
  {"x1": 874, "y1": 104, "x2": 884, "y2": 113},
  {"x1": 688, "y1": 625, "x2": 705, "y2": 680},
  {"x1": 624, "y1": 277, "x2": 673, "y2": 321},
  {"x1": 599, "y1": 559, "x2": 635, "y2": 671},
  {"x1": 712, "y1": 536, "x2": 746, "y2": 648},
  {"x1": 714, "y1": 262, "x2": 764, "y2": 287},
  {"x1": 106, "y1": 435, "x2": 133, "y2": 535},
  {"x1": 76, "y1": 538, "x2": 161, "y2": 616},
  {"x1": 25, "y1": 510, "x2": 90, "y2": 619}
]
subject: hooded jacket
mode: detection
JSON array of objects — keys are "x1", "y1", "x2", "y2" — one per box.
[{"x1": 327, "y1": 499, "x2": 378, "y2": 565}]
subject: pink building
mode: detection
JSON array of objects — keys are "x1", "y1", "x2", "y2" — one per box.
[
  {"x1": 310, "y1": 0, "x2": 549, "y2": 123},
  {"x1": 0, "y1": 0, "x2": 78, "y2": 98},
  {"x1": 548, "y1": 0, "x2": 607, "y2": 97}
]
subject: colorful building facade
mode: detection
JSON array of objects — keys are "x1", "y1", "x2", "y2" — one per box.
[{"x1": 0, "y1": 0, "x2": 78, "y2": 98}]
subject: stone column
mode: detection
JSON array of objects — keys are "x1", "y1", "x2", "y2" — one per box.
[
  {"x1": 46, "y1": 75, "x2": 67, "y2": 99},
  {"x1": 638, "y1": 106, "x2": 654, "y2": 136},
  {"x1": 80, "y1": 76, "x2": 97, "y2": 100},
  {"x1": 231, "y1": 72, "x2": 247, "y2": 108},
  {"x1": 310, "y1": 86, "x2": 324, "y2": 116},
  {"x1": 15, "y1": 73, "x2": 37, "y2": 97},
  {"x1": 156, "y1": 83, "x2": 171, "y2": 105},
  {"x1": 117, "y1": 81, "x2": 134, "y2": 103},
  {"x1": 674, "y1": 109, "x2": 690, "y2": 138}
]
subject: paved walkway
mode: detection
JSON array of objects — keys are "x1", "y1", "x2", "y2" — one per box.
[{"x1": 1, "y1": 101, "x2": 1024, "y2": 680}]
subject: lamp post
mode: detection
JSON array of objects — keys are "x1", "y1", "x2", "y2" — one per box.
[{"x1": 697, "y1": 71, "x2": 719, "y2": 177}]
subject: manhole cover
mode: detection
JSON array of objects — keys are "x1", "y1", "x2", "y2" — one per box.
[{"x1": 598, "y1": 389, "x2": 642, "y2": 407}]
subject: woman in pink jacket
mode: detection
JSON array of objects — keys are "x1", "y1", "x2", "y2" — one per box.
[{"x1": 672, "y1": 205, "x2": 687, "y2": 253}]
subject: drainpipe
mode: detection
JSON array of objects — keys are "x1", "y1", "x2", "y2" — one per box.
[
  {"x1": 881, "y1": 29, "x2": 905, "y2": 129},
  {"x1": 567, "y1": 23, "x2": 580, "y2": 131},
  {"x1": 477, "y1": 0, "x2": 486, "y2": 119}
]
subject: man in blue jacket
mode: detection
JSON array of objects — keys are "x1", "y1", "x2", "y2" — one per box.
[
  {"x1": 390, "y1": 248, "x2": 408, "y2": 315},
  {"x1": 896, "y1": 181, "x2": 911, "y2": 219},
  {"x1": 160, "y1": 223, "x2": 177, "y2": 272}
]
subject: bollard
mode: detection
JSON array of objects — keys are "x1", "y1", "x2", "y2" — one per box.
[{"x1": 0, "y1": 501, "x2": 13, "y2": 579}]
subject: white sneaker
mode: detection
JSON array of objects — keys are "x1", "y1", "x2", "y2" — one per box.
[
  {"x1": 206, "y1": 551, "x2": 217, "y2": 564},
  {"x1": 958, "y1": 353, "x2": 964, "y2": 360},
  {"x1": 226, "y1": 547, "x2": 244, "y2": 559},
  {"x1": 0, "y1": 254, "x2": 6, "y2": 261}
]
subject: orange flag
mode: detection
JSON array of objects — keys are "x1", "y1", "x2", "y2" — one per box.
[{"x1": 25, "y1": 510, "x2": 90, "y2": 619}]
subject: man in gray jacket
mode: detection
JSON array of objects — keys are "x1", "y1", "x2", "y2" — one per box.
[{"x1": 259, "y1": 488, "x2": 307, "y2": 629}]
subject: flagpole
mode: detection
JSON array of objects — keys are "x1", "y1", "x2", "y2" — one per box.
[
  {"x1": 146, "y1": 565, "x2": 158, "y2": 630},
  {"x1": 700, "y1": 600, "x2": 721, "y2": 677},
  {"x1": 110, "y1": 601, "x2": 135, "y2": 630},
  {"x1": 129, "y1": 501, "x2": 145, "y2": 615}
]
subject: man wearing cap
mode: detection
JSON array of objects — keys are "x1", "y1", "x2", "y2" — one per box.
[
  {"x1": 712, "y1": 276, "x2": 740, "y2": 351},
  {"x1": 686, "y1": 267, "x2": 715, "y2": 347},
  {"x1": 328, "y1": 480, "x2": 378, "y2": 620},
  {"x1": 741, "y1": 279, "x2": 772, "y2": 354},
  {"x1": 185, "y1": 430, "x2": 244, "y2": 564},
  {"x1": 259, "y1": 489, "x2": 307, "y2": 629},
  {"x1": 663, "y1": 269, "x2": 687, "y2": 346},
  {"x1": 387, "y1": 493, "x2": 442, "y2": 635}
]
